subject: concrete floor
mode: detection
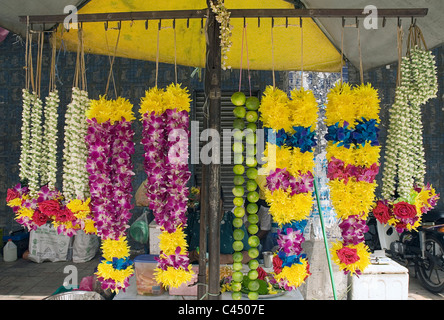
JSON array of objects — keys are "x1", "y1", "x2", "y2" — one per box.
[{"x1": 0, "y1": 255, "x2": 443, "y2": 300}]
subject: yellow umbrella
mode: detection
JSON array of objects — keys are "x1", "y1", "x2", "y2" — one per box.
[{"x1": 56, "y1": 0, "x2": 343, "y2": 72}]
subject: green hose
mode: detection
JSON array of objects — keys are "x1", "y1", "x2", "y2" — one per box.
[{"x1": 313, "y1": 175, "x2": 338, "y2": 300}]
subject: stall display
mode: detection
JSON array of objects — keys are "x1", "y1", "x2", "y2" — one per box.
[{"x1": 139, "y1": 84, "x2": 194, "y2": 289}]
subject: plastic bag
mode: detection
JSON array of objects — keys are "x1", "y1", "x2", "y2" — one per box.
[
  {"x1": 129, "y1": 210, "x2": 149, "y2": 244},
  {"x1": 72, "y1": 230, "x2": 99, "y2": 263},
  {"x1": 28, "y1": 223, "x2": 73, "y2": 263}
]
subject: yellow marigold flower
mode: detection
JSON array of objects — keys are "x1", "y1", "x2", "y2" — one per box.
[
  {"x1": 83, "y1": 218, "x2": 97, "y2": 235},
  {"x1": 265, "y1": 189, "x2": 312, "y2": 225},
  {"x1": 86, "y1": 95, "x2": 111, "y2": 124},
  {"x1": 288, "y1": 87, "x2": 318, "y2": 128},
  {"x1": 154, "y1": 265, "x2": 194, "y2": 289},
  {"x1": 7, "y1": 198, "x2": 22, "y2": 207},
  {"x1": 288, "y1": 148, "x2": 315, "y2": 176},
  {"x1": 328, "y1": 179, "x2": 377, "y2": 220},
  {"x1": 261, "y1": 143, "x2": 292, "y2": 173},
  {"x1": 95, "y1": 261, "x2": 134, "y2": 292},
  {"x1": 112, "y1": 96, "x2": 135, "y2": 123},
  {"x1": 164, "y1": 83, "x2": 191, "y2": 112},
  {"x1": 87, "y1": 96, "x2": 135, "y2": 124},
  {"x1": 17, "y1": 207, "x2": 34, "y2": 218},
  {"x1": 259, "y1": 86, "x2": 293, "y2": 132},
  {"x1": 101, "y1": 237, "x2": 131, "y2": 261},
  {"x1": 139, "y1": 86, "x2": 165, "y2": 116},
  {"x1": 274, "y1": 258, "x2": 310, "y2": 288},
  {"x1": 326, "y1": 143, "x2": 380, "y2": 168},
  {"x1": 331, "y1": 241, "x2": 371, "y2": 275},
  {"x1": 158, "y1": 226, "x2": 188, "y2": 256},
  {"x1": 325, "y1": 83, "x2": 357, "y2": 128},
  {"x1": 354, "y1": 83, "x2": 380, "y2": 123}
]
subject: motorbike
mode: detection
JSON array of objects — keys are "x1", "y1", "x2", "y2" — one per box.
[{"x1": 366, "y1": 209, "x2": 444, "y2": 294}]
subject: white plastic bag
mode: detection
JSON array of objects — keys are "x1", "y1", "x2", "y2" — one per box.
[
  {"x1": 28, "y1": 223, "x2": 73, "y2": 263},
  {"x1": 72, "y1": 230, "x2": 99, "y2": 263}
]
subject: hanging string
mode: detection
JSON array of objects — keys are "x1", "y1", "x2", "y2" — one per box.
[
  {"x1": 244, "y1": 23, "x2": 252, "y2": 97},
  {"x1": 155, "y1": 20, "x2": 160, "y2": 87},
  {"x1": 300, "y1": 18, "x2": 304, "y2": 89},
  {"x1": 28, "y1": 32, "x2": 35, "y2": 93},
  {"x1": 357, "y1": 23, "x2": 364, "y2": 84},
  {"x1": 105, "y1": 24, "x2": 121, "y2": 98},
  {"x1": 271, "y1": 20, "x2": 276, "y2": 88},
  {"x1": 340, "y1": 21, "x2": 344, "y2": 83},
  {"x1": 49, "y1": 31, "x2": 57, "y2": 92},
  {"x1": 35, "y1": 31, "x2": 44, "y2": 97},
  {"x1": 25, "y1": 17, "x2": 30, "y2": 91},
  {"x1": 174, "y1": 22, "x2": 177, "y2": 84},
  {"x1": 238, "y1": 21, "x2": 245, "y2": 93},
  {"x1": 396, "y1": 23, "x2": 403, "y2": 87}
]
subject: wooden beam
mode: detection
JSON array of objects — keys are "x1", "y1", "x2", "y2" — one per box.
[{"x1": 19, "y1": 8, "x2": 428, "y2": 25}]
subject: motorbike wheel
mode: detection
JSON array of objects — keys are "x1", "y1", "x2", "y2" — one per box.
[{"x1": 417, "y1": 234, "x2": 444, "y2": 294}]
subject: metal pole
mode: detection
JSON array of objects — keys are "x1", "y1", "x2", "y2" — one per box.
[
  {"x1": 205, "y1": 1, "x2": 222, "y2": 300},
  {"x1": 313, "y1": 175, "x2": 338, "y2": 300}
]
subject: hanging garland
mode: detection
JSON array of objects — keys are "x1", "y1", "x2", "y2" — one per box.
[
  {"x1": 378, "y1": 25, "x2": 439, "y2": 232},
  {"x1": 209, "y1": 0, "x2": 233, "y2": 70},
  {"x1": 324, "y1": 82, "x2": 381, "y2": 275},
  {"x1": 85, "y1": 96, "x2": 135, "y2": 292},
  {"x1": 259, "y1": 85, "x2": 317, "y2": 290},
  {"x1": 139, "y1": 83, "x2": 194, "y2": 289}
]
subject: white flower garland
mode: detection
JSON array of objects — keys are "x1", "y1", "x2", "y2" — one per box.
[
  {"x1": 28, "y1": 92, "x2": 44, "y2": 196},
  {"x1": 18, "y1": 89, "x2": 33, "y2": 182},
  {"x1": 382, "y1": 46, "x2": 438, "y2": 199},
  {"x1": 62, "y1": 87, "x2": 90, "y2": 201},
  {"x1": 209, "y1": 0, "x2": 233, "y2": 70},
  {"x1": 41, "y1": 89, "x2": 60, "y2": 189}
]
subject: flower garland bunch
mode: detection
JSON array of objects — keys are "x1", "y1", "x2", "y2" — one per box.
[
  {"x1": 209, "y1": 0, "x2": 233, "y2": 70},
  {"x1": 382, "y1": 46, "x2": 437, "y2": 199},
  {"x1": 139, "y1": 83, "x2": 194, "y2": 289},
  {"x1": 325, "y1": 82, "x2": 381, "y2": 275},
  {"x1": 373, "y1": 184, "x2": 439, "y2": 233},
  {"x1": 85, "y1": 95, "x2": 136, "y2": 292},
  {"x1": 18, "y1": 89, "x2": 33, "y2": 183},
  {"x1": 28, "y1": 92, "x2": 44, "y2": 197},
  {"x1": 259, "y1": 85, "x2": 317, "y2": 290},
  {"x1": 41, "y1": 90, "x2": 60, "y2": 189},
  {"x1": 63, "y1": 87, "x2": 90, "y2": 201}
]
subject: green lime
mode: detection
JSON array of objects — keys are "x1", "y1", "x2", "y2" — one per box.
[
  {"x1": 231, "y1": 92, "x2": 246, "y2": 106},
  {"x1": 233, "y1": 118, "x2": 245, "y2": 130},
  {"x1": 248, "y1": 214, "x2": 259, "y2": 225},
  {"x1": 232, "y1": 251, "x2": 243, "y2": 262},
  {"x1": 233, "y1": 206, "x2": 245, "y2": 218},
  {"x1": 233, "y1": 228, "x2": 245, "y2": 240},
  {"x1": 248, "y1": 279, "x2": 260, "y2": 291},
  {"x1": 246, "y1": 96, "x2": 260, "y2": 110},
  {"x1": 247, "y1": 191, "x2": 260, "y2": 203},
  {"x1": 233, "y1": 106, "x2": 246, "y2": 118},
  {"x1": 246, "y1": 180, "x2": 258, "y2": 192},
  {"x1": 246, "y1": 157, "x2": 258, "y2": 168},
  {"x1": 233, "y1": 164, "x2": 245, "y2": 175},
  {"x1": 233, "y1": 175, "x2": 245, "y2": 186},
  {"x1": 232, "y1": 186, "x2": 245, "y2": 197},
  {"x1": 233, "y1": 196, "x2": 243, "y2": 206},
  {"x1": 233, "y1": 261, "x2": 243, "y2": 271},
  {"x1": 232, "y1": 291, "x2": 242, "y2": 300},
  {"x1": 248, "y1": 291, "x2": 259, "y2": 300},
  {"x1": 248, "y1": 235, "x2": 260, "y2": 248},
  {"x1": 248, "y1": 224, "x2": 259, "y2": 235},
  {"x1": 233, "y1": 153, "x2": 243, "y2": 164},
  {"x1": 246, "y1": 202, "x2": 258, "y2": 213},
  {"x1": 233, "y1": 217, "x2": 243, "y2": 228},
  {"x1": 248, "y1": 269, "x2": 258, "y2": 280},
  {"x1": 233, "y1": 129, "x2": 244, "y2": 141},
  {"x1": 232, "y1": 142, "x2": 244, "y2": 154},
  {"x1": 246, "y1": 122, "x2": 257, "y2": 132},
  {"x1": 246, "y1": 111, "x2": 258, "y2": 123},
  {"x1": 248, "y1": 259, "x2": 259, "y2": 270},
  {"x1": 246, "y1": 146, "x2": 257, "y2": 157},
  {"x1": 232, "y1": 271, "x2": 244, "y2": 283},
  {"x1": 248, "y1": 247, "x2": 259, "y2": 259},
  {"x1": 245, "y1": 133, "x2": 257, "y2": 145},
  {"x1": 246, "y1": 168, "x2": 258, "y2": 180},
  {"x1": 231, "y1": 282, "x2": 242, "y2": 292},
  {"x1": 232, "y1": 240, "x2": 244, "y2": 252}
]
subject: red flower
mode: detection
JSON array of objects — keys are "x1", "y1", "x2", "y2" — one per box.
[
  {"x1": 393, "y1": 201, "x2": 417, "y2": 220},
  {"x1": 32, "y1": 209, "x2": 48, "y2": 227},
  {"x1": 257, "y1": 267, "x2": 267, "y2": 280},
  {"x1": 373, "y1": 200, "x2": 392, "y2": 224},
  {"x1": 6, "y1": 188, "x2": 20, "y2": 203},
  {"x1": 336, "y1": 246, "x2": 360, "y2": 265},
  {"x1": 272, "y1": 255, "x2": 283, "y2": 274},
  {"x1": 55, "y1": 208, "x2": 75, "y2": 222},
  {"x1": 38, "y1": 199, "x2": 60, "y2": 217}
]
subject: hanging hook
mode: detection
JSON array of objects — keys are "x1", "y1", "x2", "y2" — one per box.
[
  {"x1": 355, "y1": 17, "x2": 359, "y2": 28},
  {"x1": 104, "y1": 21, "x2": 108, "y2": 31},
  {"x1": 187, "y1": 18, "x2": 190, "y2": 28},
  {"x1": 299, "y1": 17, "x2": 302, "y2": 28},
  {"x1": 398, "y1": 17, "x2": 402, "y2": 27},
  {"x1": 258, "y1": 17, "x2": 260, "y2": 28},
  {"x1": 158, "y1": 19, "x2": 161, "y2": 30},
  {"x1": 285, "y1": 17, "x2": 288, "y2": 28},
  {"x1": 243, "y1": 17, "x2": 246, "y2": 28},
  {"x1": 272, "y1": 17, "x2": 274, "y2": 28},
  {"x1": 342, "y1": 17, "x2": 345, "y2": 28},
  {"x1": 145, "y1": 19, "x2": 149, "y2": 30},
  {"x1": 173, "y1": 18, "x2": 176, "y2": 29},
  {"x1": 382, "y1": 17, "x2": 387, "y2": 28}
]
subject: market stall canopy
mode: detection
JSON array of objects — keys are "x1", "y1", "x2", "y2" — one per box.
[{"x1": 301, "y1": 0, "x2": 444, "y2": 70}]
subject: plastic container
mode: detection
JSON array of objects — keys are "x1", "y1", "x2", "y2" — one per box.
[
  {"x1": 134, "y1": 254, "x2": 164, "y2": 296},
  {"x1": 3, "y1": 239, "x2": 17, "y2": 262},
  {"x1": 350, "y1": 257, "x2": 409, "y2": 300}
]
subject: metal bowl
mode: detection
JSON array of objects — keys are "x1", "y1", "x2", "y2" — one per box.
[{"x1": 43, "y1": 290, "x2": 104, "y2": 300}]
